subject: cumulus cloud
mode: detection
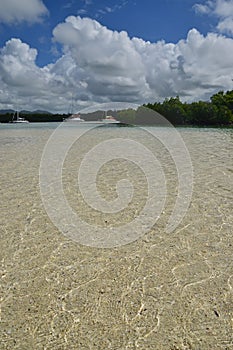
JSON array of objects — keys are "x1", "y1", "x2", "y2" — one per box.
[
  {"x1": 0, "y1": 0, "x2": 48, "y2": 24},
  {"x1": 53, "y1": 17, "x2": 148, "y2": 102},
  {"x1": 1, "y1": 16, "x2": 233, "y2": 112},
  {"x1": 0, "y1": 39, "x2": 72, "y2": 111},
  {"x1": 194, "y1": 0, "x2": 233, "y2": 35},
  {"x1": 53, "y1": 16, "x2": 233, "y2": 101}
]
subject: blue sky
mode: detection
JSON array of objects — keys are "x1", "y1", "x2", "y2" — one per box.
[
  {"x1": 0, "y1": 0, "x2": 233, "y2": 112},
  {"x1": 0, "y1": 0, "x2": 214, "y2": 66}
]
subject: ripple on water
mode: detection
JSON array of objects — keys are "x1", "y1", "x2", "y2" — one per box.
[{"x1": 0, "y1": 125, "x2": 232, "y2": 349}]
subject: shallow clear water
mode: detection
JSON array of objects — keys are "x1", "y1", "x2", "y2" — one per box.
[{"x1": 0, "y1": 123, "x2": 232, "y2": 349}]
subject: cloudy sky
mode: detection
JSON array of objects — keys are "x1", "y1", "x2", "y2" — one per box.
[{"x1": 0, "y1": 0, "x2": 233, "y2": 113}]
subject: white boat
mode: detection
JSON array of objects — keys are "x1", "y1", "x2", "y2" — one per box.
[
  {"x1": 65, "y1": 113, "x2": 120, "y2": 124},
  {"x1": 65, "y1": 113, "x2": 85, "y2": 122},
  {"x1": 101, "y1": 115, "x2": 120, "y2": 124},
  {"x1": 12, "y1": 111, "x2": 29, "y2": 123}
]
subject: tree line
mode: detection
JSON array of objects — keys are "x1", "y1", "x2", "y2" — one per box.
[
  {"x1": 0, "y1": 112, "x2": 67, "y2": 123},
  {"x1": 141, "y1": 90, "x2": 233, "y2": 126},
  {"x1": 117, "y1": 90, "x2": 233, "y2": 126}
]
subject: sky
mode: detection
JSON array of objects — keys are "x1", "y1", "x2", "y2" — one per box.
[{"x1": 0, "y1": 0, "x2": 233, "y2": 113}]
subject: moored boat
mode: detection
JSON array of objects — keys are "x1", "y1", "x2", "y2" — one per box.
[
  {"x1": 11, "y1": 111, "x2": 29, "y2": 123},
  {"x1": 65, "y1": 113, "x2": 120, "y2": 124}
]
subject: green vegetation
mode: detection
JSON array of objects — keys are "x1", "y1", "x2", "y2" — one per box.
[
  {"x1": 142, "y1": 90, "x2": 233, "y2": 126},
  {"x1": 0, "y1": 112, "x2": 67, "y2": 123},
  {"x1": 117, "y1": 90, "x2": 233, "y2": 126}
]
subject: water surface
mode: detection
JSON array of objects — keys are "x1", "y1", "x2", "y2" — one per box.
[{"x1": 0, "y1": 123, "x2": 232, "y2": 349}]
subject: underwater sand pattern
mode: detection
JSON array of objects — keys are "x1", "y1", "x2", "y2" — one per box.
[{"x1": 0, "y1": 124, "x2": 232, "y2": 349}]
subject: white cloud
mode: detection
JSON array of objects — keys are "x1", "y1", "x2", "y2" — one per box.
[
  {"x1": 193, "y1": 3, "x2": 211, "y2": 14},
  {"x1": 215, "y1": 0, "x2": 233, "y2": 34},
  {"x1": 214, "y1": 0, "x2": 233, "y2": 17},
  {"x1": 217, "y1": 17, "x2": 233, "y2": 34},
  {"x1": 0, "y1": 39, "x2": 71, "y2": 111},
  {"x1": 77, "y1": 9, "x2": 88, "y2": 15},
  {"x1": 1, "y1": 17, "x2": 233, "y2": 112},
  {"x1": 0, "y1": 0, "x2": 48, "y2": 24},
  {"x1": 53, "y1": 16, "x2": 148, "y2": 101},
  {"x1": 194, "y1": 0, "x2": 233, "y2": 35},
  {"x1": 95, "y1": 1, "x2": 129, "y2": 19}
]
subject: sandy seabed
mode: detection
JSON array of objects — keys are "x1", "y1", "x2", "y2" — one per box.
[{"x1": 0, "y1": 124, "x2": 232, "y2": 349}]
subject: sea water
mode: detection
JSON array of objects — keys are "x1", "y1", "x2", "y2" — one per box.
[{"x1": 0, "y1": 123, "x2": 232, "y2": 349}]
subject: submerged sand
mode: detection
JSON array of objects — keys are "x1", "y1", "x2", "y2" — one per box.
[{"x1": 0, "y1": 124, "x2": 232, "y2": 349}]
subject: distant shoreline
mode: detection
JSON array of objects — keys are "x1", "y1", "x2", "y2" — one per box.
[{"x1": 1, "y1": 89, "x2": 233, "y2": 127}]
